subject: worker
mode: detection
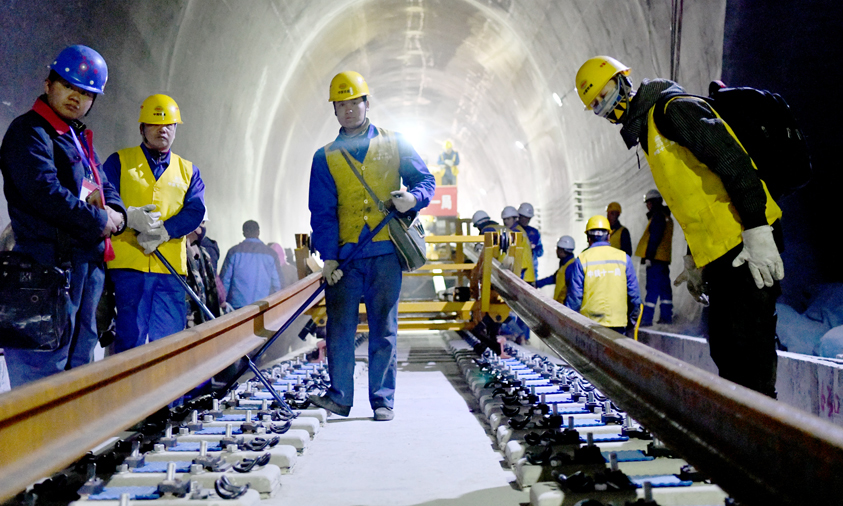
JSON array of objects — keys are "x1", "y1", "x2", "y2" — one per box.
[
  {"x1": 517, "y1": 202, "x2": 544, "y2": 276},
  {"x1": 437, "y1": 140, "x2": 459, "y2": 185},
  {"x1": 576, "y1": 56, "x2": 783, "y2": 397},
  {"x1": 500, "y1": 206, "x2": 536, "y2": 285},
  {"x1": 0, "y1": 45, "x2": 125, "y2": 387},
  {"x1": 500, "y1": 205, "x2": 535, "y2": 343},
  {"x1": 606, "y1": 201, "x2": 632, "y2": 256},
  {"x1": 103, "y1": 94, "x2": 206, "y2": 353},
  {"x1": 536, "y1": 236, "x2": 577, "y2": 303},
  {"x1": 635, "y1": 189, "x2": 674, "y2": 326},
  {"x1": 307, "y1": 71, "x2": 435, "y2": 421},
  {"x1": 565, "y1": 215, "x2": 641, "y2": 335}
]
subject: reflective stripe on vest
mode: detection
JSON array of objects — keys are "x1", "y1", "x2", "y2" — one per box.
[
  {"x1": 579, "y1": 245, "x2": 628, "y2": 327},
  {"x1": 553, "y1": 257, "x2": 575, "y2": 303},
  {"x1": 108, "y1": 147, "x2": 192, "y2": 275},
  {"x1": 325, "y1": 128, "x2": 400, "y2": 246},
  {"x1": 645, "y1": 97, "x2": 782, "y2": 268},
  {"x1": 634, "y1": 215, "x2": 673, "y2": 262}
]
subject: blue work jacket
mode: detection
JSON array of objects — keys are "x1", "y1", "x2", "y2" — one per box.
[
  {"x1": 309, "y1": 123, "x2": 436, "y2": 261},
  {"x1": 220, "y1": 238, "x2": 282, "y2": 309},
  {"x1": 0, "y1": 97, "x2": 125, "y2": 263}
]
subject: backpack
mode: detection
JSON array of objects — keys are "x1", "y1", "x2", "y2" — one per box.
[{"x1": 654, "y1": 83, "x2": 812, "y2": 200}]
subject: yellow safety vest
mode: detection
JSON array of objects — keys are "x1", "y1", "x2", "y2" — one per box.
[
  {"x1": 325, "y1": 128, "x2": 400, "y2": 246},
  {"x1": 108, "y1": 147, "x2": 192, "y2": 275},
  {"x1": 634, "y1": 214, "x2": 674, "y2": 262},
  {"x1": 554, "y1": 257, "x2": 575, "y2": 303},
  {"x1": 511, "y1": 224, "x2": 536, "y2": 283},
  {"x1": 609, "y1": 225, "x2": 627, "y2": 251},
  {"x1": 579, "y1": 245, "x2": 628, "y2": 327},
  {"x1": 645, "y1": 98, "x2": 782, "y2": 268}
]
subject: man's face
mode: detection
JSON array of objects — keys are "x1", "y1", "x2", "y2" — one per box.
[
  {"x1": 556, "y1": 247, "x2": 566, "y2": 259},
  {"x1": 646, "y1": 200, "x2": 655, "y2": 212},
  {"x1": 590, "y1": 78, "x2": 621, "y2": 121},
  {"x1": 607, "y1": 210, "x2": 620, "y2": 226},
  {"x1": 44, "y1": 78, "x2": 94, "y2": 122},
  {"x1": 518, "y1": 215, "x2": 531, "y2": 227},
  {"x1": 334, "y1": 97, "x2": 369, "y2": 130},
  {"x1": 503, "y1": 216, "x2": 517, "y2": 228},
  {"x1": 142, "y1": 123, "x2": 177, "y2": 152}
]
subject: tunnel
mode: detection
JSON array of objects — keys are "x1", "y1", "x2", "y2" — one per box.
[{"x1": 1, "y1": 1, "x2": 843, "y2": 503}]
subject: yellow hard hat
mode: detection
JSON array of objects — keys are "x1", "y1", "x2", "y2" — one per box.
[
  {"x1": 138, "y1": 94, "x2": 182, "y2": 124},
  {"x1": 606, "y1": 202, "x2": 622, "y2": 214},
  {"x1": 575, "y1": 56, "x2": 631, "y2": 110},
  {"x1": 444, "y1": 140, "x2": 453, "y2": 150},
  {"x1": 585, "y1": 215, "x2": 611, "y2": 233},
  {"x1": 329, "y1": 71, "x2": 370, "y2": 102}
]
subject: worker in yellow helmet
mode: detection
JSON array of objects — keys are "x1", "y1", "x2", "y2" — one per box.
[
  {"x1": 103, "y1": 94, "x2": 206, "y2": 353},
  {"x1": 576, "y1": 55, "x2": 783, "y2": 397},
  {"x1": 565, "y1": 215, "x2": 641, "y2": 335},
  {"x1": 606, "y1": 201, "x2": 632, "y2": 256},
  {"x1": 307, "y1": 71, "x2": 436, "y2": 421},
  {"x1": 437, "y1": 139, "x2": 459, "y2": 185}
]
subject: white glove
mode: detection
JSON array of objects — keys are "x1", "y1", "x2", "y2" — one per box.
[
  {"x1": 444, "y1": 159, "x2": 454, "y2": 167},
  {"x1": 731, "y1": 225, "x2": 784, "y2": 289},
  {"x1": 390, "y1": 191, "x2": 417, "y2": 213},
  {"x1": 322, "y1": 260, "x2": 343, "y2": 286},
  {"x1": 501, "y1": 256, "x2": 515, "y2": 270},
  {"x1": 127, "y1": 204, "x2": 162, "y2": 234},
  {"x1": 643, "y1": 259, "x2": 652, "y2": 268},
  {"x1": 674, "y1": 254, "x2": 706, "y2": 303},
  {"x1": 137, "y1": 227, "x2": 170, "y2": 255}
]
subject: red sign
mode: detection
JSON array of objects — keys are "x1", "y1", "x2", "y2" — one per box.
[{"x1": 420, "y1": 186, "x2": 458, "y2": 216}]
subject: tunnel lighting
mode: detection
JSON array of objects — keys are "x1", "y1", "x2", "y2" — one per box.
[
  {"x1": 515, "y1": 141, "x2": 526, "y2": 150},
  {"x1": 552, "y1": 92, "x2": 563, "y2": 107},
  {"x1": 400, "y1": 125, "x2": 425, "y2": 149}
]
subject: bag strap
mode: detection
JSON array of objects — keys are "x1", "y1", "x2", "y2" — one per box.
[{"x1": 338, "y1": 149, "x2": 391, "y2": 214}]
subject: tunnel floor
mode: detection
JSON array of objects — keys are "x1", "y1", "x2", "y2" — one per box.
[{"x1": 270, "y1": 332, "x2": 529, "y2": 506}]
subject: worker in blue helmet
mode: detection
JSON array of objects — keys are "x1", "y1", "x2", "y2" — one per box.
[{"x1": 0, "y1": 45, "x2": 126, "y2": 388}]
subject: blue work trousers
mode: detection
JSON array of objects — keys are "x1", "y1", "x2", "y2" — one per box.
[
  {"x1": 324, "y1": 253, "x2": 402, "y2": 409},
  {"x1": 642, "y1": 262, "x2": 672, "y2": 325},
  {"x1": 111, "y1": 269, "x2": 187, "y2": 353},
  {"x1": 5, "y1": 257, "x2": 105, "y2": 388}
]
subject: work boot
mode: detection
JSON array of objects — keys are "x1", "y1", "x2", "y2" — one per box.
[
  {"x1": 373, "y1": 407, "x2": 394, "y2": 421},
  {"x1": 307, "y1": 394, "x2": 350, "y2": 417}
]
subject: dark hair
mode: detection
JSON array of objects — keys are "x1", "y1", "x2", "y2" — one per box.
[
  {"x1": 242, "y1": 220, "x2": 260, "y2": 237},
  {"x1": 48, "y1": 69, "x2": 62, "y2": 82}
]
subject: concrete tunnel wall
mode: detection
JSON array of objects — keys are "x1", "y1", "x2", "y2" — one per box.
[{"x1": 0, "y1": 0, "x2": 794, "y2": 329}]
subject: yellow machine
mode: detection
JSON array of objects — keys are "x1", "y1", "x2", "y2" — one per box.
[{"x1": 295, "y1": 220, "x2": 530, "y2": 332}]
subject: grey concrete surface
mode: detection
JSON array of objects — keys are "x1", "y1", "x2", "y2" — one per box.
[
  {"x1": 270, "y1": 332, "x2": 528, "y2": 506},
  {"x1": 639, "y1": 328, "x2": 843, "y2": 428}
]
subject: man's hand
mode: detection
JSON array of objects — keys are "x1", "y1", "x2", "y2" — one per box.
[
  {"x1": 390, "y1": 191, "x2": 417, "y2": 213},
  {"x1": 501, "y1": 255, "x2": 515, "y2": 270},
  {"x1": 127, "y1": 204, "x2": 162, "y2": 234},
  {"x1": 674, "y1": 254, "x2": 706, "y2": 303},
  {"x1": 101, "y1": 208, "x2": 122, "y2": 237},
  {"x1": 137, "y1": 227, "x2": 170, "y2": 255},
  {"x1": 322, "y1": 260, "x2": 343, "y2": 286},
  {"x1": 731, "y1": 225, "x2": 784, "y2": 289}
]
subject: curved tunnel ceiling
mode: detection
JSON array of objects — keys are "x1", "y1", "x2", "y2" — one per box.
[{"x1": 0, "y1": 0, "x2": 725, "y2": 281}]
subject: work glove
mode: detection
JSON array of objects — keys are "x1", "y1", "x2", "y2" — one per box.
[
  {"x1": 444, "y1": 159, "x2": 454, "y2": 167},
  {"x1": 322, "y1": 260, "x2": 343, "y2": 286},
  {"x1": 501, "y1": 255, "x2": 516, "y2": 270},
  {"x1": 137, "y1": 227, "x2": 170, "y2": 255},
  {"x1": 127, "y1": 204, "x2": 162, "y2": 234},
  {"x1": 731, "y1": 225, "x2": 784, "y2": 289},
  {"x1": 674, "y1": 254, "x2": 706, "y2": 303},
  {"x1": 390, "y1": 191, "x2": 417, "y2": 213}
]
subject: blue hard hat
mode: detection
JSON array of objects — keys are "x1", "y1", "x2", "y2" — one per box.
[{"x1": 49, "y1": 45, "x2": 108, "y2": 94}]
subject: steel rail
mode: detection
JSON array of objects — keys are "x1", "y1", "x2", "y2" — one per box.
[
  {"x1": 492, "y1": 263, "x2": 843, "y2": 505},
  {"x1": 0, "y1": 273, "x2": 324, "y2": 502}
]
